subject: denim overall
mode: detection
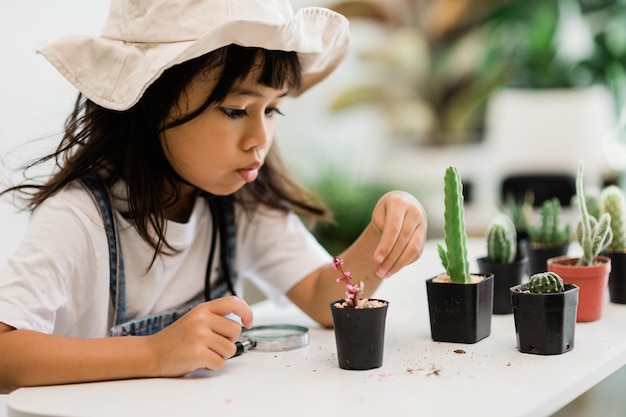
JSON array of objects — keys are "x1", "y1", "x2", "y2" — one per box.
[{"x1": 78, "y1": 176, "x2": 237, "y2": 337}]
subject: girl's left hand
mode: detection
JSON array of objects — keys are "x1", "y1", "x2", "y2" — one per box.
[{"x1": 370, "y1": 191, "x2": 427, "y2": 278}]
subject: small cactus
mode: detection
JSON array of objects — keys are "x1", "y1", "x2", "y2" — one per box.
[
  {"x1": 575, "y1": 161, "x2": 613, "y2": 266},
  {"x1": 486, "y1": 213, "x2": 517, "y2": 264},
  {"x1": 503, "y1": 192, "x2": 532, "y2": 235},
  {"x1": 527, "y1": 198, "x2": 571, "y2": 247},
  {"x1": 528, "y1": 272, "x2": 565, "y2": 294},
  {"x1": 600, "y1": 185, "x2": 626, "y2": 253},
  {"x1": 437, "y1": 166, "x2": 471, "y2": 283}
]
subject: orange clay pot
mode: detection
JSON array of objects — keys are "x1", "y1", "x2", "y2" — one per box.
[{"x1": 547, "y1": 255, "x2": 611, "y2": 322}]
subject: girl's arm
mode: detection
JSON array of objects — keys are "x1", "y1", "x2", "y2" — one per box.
[
  {"x1": 287, "y1": 191, "x2": 427, "y2": 327},
  {"x1": 0, "y1": 296, "x2": 253, "y2": 390}
]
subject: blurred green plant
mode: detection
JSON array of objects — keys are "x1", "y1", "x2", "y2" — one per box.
[
  {"x1": 328, "y1": 0, "x2": 504, "y2": 145},
  {"x1": 527, "y1": 198, "x2": 572, "y2": 247},
  {"x1": 327, "y1": 0, "x2": 626, "y2": 145},
  {"x1": 502, "y1": 192, "x2": 533, "y2": 237},
  {"x1": 487, "y1": 0, "x2": 626, "y2": 98},
  {"x1": 308, "y1": 173, "x2": 393, "y2": 255}
]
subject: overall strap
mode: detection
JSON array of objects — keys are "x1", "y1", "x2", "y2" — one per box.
[
  {"x1": 204, "y1": 195, "x2": 238, "y2": 300},
  {"x1": 80, "y1": 176, "x2": 238, "y2": 334},
  {"x1": 78, "y1": 175, "x2": 127, "y2": 325}
]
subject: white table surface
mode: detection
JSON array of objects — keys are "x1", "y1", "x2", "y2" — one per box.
[{"x1": 5, "y1": 238, "x2": 626, "y2": 417}]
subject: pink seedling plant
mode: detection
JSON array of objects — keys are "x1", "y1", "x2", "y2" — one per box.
[{"x1": 332, "y1": 257, "x2": 383, "y2": 308}]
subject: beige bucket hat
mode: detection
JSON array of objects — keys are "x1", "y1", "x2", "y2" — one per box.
[{"x1": 37, "y1": 0, "x2": 351, "y2": 111}]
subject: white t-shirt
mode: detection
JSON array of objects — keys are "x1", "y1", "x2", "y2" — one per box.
[{"x1": 0, "y1": 181, "x2": 331, "y2": 337}]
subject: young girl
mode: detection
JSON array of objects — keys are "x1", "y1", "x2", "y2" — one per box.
[{"x1": 0, "y1": 0, "x2": 427, "y2": 390}]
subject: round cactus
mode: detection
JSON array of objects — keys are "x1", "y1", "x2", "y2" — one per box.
[
  {"x1": 486, "y1": 213, "x2": 517, "y2": 264},
  {"x1": 528, "y1": 272, "x2": 565, "y2": 294}
]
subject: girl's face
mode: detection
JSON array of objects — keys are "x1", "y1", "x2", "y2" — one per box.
[{"x1": 161, "y1": 64, "x2": 288, "y2": 198}]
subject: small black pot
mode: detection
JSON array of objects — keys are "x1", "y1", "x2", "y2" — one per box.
[
  {"x1": 517, "y1": 231, "x2": 530, "y2": 260},
  {"x1": 477, "y1": 256, "x2": 528, "y2": 314},
  {"x1": 606, "y1": 252, "x2": 626, "y2": 304},
  {"x1": 425, "y1": 274, "x2": 493, "y2": 344},
  {"x1": 527, "y1": 243, "x2": 569, "y2": 275},
  {"x1": 510, "y1": 283, "x2": 579, "y2": 355},
  {"x1": 330, "y1": 299, "x2": 389, "y2": 370}
]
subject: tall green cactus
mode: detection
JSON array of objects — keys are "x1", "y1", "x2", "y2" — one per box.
[
  {"x1": 527, "y1": 198, "x2": 570, "y2": 246},
  {"x1": 503, "y1": 192, "x2": 532, "y2": 235},
  {"x1": 486, "y1": 213, "x2": 517, "y2": 264},
  {"x1": 576, "y1": 161, "x2": 613, "y2": 266},
  {"x1": 600, "y1": 185, "x2": 626, "y2": 253},
  {"x1": 528, "y1": 272, "x2": 565, "y2": 294},
  {"x1": 437, "y1": 166, "x2": 471, "y2": 283}
]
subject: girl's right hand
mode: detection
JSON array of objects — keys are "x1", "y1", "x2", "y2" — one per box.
[{"x1": 146, "y1": 296, "x2": 254, "y2": 377}]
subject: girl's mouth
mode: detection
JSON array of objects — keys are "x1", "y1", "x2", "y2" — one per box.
[
  {"x1": 238, "y1": 161, "x2": 262, "y2": 182},
  {"x1": 238, "y1": 166, "x2": 259, "y2": 182}
]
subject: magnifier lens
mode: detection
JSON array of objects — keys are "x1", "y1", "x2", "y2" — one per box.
[{"x1": 236, "y1": 324, "x2": 309, "y2": 354}]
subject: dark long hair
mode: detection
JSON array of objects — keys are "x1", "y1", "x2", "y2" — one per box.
[{"x1": 1, "y1": 44, "x2": 329, "y2": 259}]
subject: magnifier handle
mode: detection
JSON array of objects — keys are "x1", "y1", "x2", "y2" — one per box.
[
  {"x1": 232, "y1": 338, "x2": 255, "y2": 358},
  {"x1": 233, "y1": 341, "x2": 245, "y2": 357}
]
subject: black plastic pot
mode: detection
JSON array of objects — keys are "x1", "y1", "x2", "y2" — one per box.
[
  {"x1": 606, "y1": 252, "x2": 626, "y2": 304},
  {"x1": 527, "y1": 243, "x2": 569, "y2": 275},
  {"x1": 330, "y1": 299, "x2": 389, "y2": 370},
  {"x1": 425, "y1": 274, "x2": 493, "y2": 344},
  {"x1": 477, "y1": 256, "x2": 528, "y2": 314},
  {"x1": 517, "y1": 231, "x2": 530, "y2": 260},
  {"x1": 510, "y1": 283, "x2": 579, "y2": 355}
]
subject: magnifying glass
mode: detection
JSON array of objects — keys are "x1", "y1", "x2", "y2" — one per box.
[{"x1": 233, "y1": 324, "x2": 309, "y2": 357}]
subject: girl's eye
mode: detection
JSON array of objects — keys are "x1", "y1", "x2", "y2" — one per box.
[
  {"x1": 220, "y1": 107, "x2": 284, "y2": 119},
  {"x1": 265, "y1": 107, "x2": 285, "y2": 117},
  {"x1": 221, "y1": 108, "x2": 247, "y2": 119}
]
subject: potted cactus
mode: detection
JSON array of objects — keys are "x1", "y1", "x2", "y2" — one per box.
[
  {"x1": 510, "y1": 271, "x2": 579, "y2": 355},
  {"x1": 547, "y1": 161, "x2": 612, "y2": 322},
  {"x1": 426, "y1": 166, "x2": 494, "y2": 344},
  {"x1": 477, "y1": 213, "x2": 529, "y2": 314},
  {"x1": 503, "y1": 192, "x2": 533, "y2": 259},
  {"x1": 526, "y1": 197, "x2": 571, "y2": 275},
  {"x1": 600, "y1": 185, "x2": 626, "y2": 304}
]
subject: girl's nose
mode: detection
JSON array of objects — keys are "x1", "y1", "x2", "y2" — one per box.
[{"x1": 243, "y1": 116, "x2": 271, "y2": 151}]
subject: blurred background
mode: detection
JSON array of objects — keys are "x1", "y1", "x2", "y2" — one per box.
[
  {"x1": 280, "y1": 0, "x2": 626, "y2": 252},
  {"x1": 2, "y1": 1, "x2": 626, "y2": 415},
  {"x1": 4, "y1": 0, "x2": 626, "y2": 252}
]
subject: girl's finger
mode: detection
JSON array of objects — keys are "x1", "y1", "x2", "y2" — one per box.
[{"x1": 204, "y1": 296, "x2": 254, "y2": 329}]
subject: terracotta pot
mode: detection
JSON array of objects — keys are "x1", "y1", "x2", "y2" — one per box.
[
  {"x1": 425, "y1": 274, "x2": 494, "y2": 344},
  {"x1": 329, "y1": 299, "x2": 389, "y2": 370},
  {"x1": 477, "y1": 256, "x2": 528, "y2": 314},
  {"x1": 510, "y1": 283, "x2": 579, "y2": 355},
  {"x1": 547, "y1": 255, "x2": 611, "y2": 322}
]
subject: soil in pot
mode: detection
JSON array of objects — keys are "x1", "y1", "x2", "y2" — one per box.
[{"x1": 330, "y1": 299, "x2": 389, "y2": 370}]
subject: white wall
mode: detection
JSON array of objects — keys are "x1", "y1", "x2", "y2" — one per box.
[{"x1": 0, "y1": 1, "x2": 111, "y2": 268}]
